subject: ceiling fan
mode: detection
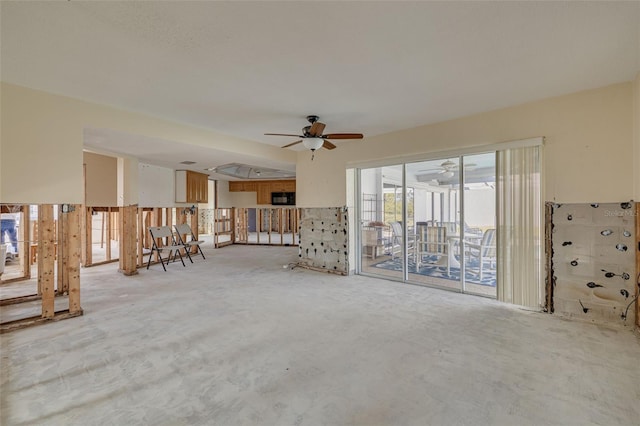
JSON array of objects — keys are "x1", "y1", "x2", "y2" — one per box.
[
  {"x1": 264, "y1": 115, "x2": 364, "y2": 157},
  {"x1": 418, "y1": 160, "x2": 476, "y2": 178}
]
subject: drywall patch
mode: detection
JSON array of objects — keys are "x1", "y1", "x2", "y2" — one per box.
[
  {"x1": 298, "y1": 207, "x2": 349, "y2": 275},
  {"x1": 551, "y1": 202, "x2": 637, "y2": 326}
]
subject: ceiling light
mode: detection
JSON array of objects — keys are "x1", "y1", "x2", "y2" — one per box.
[
  {"x1": 302, "y1": 138, "x2": 324, "y2": 151},
  {"x1": 442, "y1": 171, "x2": 455, "y2": 178}
]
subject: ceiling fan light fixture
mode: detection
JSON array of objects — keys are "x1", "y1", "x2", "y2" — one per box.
[
  {"x1": 442, "y1": 171, "x2": 455, "y2": 178},
  {"x1": 303, "y1": 137, "x2": 324, "y2": 151}
]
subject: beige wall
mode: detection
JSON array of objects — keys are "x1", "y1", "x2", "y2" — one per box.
[
  {"x1": 138, "y1": 163, "x2": 175, "y2": 208},
  {"x1": 216, "y1": 181, "x2": 258, "y2": 208},
  {"x1": 2, "y1": 81, "x2": 635, "y2": 206},
  {"x1": 1, "y1": 83, "x2": 84, "y2": 204},
  {"x1": 0, "y1": 83, "x2": 295, "y2": 204},
  {"x1": 297, "y1": 82, "x2": 635, "y2": 206},
  {"x1": 83, "y1": 152, "x2": 117, "y2": 206}
]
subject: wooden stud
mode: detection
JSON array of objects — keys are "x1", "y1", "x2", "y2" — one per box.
[
  {"x1": 68, "y1": 204, "x2": 82, "y2": 313},
  {"x1": 56, "y1": 205, "x2": 69, "y2": 295},
  {"x1": 85, "y1": 207, "x2": 93, "y2": 266},
  {"x1": 19, "y1": 205, "x2": 30, "y2": 279},
  {"x1": 39, "y1": 204, "x2": 55, "y2": 318},
  {"x1": 118, "y1": 205, "x2": 138, "y2": 276},
  {"x1": 137, "y1": 207, "x2": 144, "y2": 267},
  {"x1": 190, "y1": 206, "x2": 198, "y2": 254},
  {"x1": 105, "y1": 208, "x2": 112, "y2": 261},
  {"x1": 544, "y1": 202, "x2": 554, "y2": 313}
]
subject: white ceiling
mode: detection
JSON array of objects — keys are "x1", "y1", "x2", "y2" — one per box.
[{"x1": 2, "y1": 1, "x2": 639, "y2": 176}]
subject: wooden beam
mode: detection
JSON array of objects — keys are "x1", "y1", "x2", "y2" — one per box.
[
  {"x1": 137, "y1": 207, "x2": 144, "y2": 267},
  {"x1": 56, "y1": 205, "x2": 69, "y2": 295},
  {"x1": 19, "y1": 205, "x2": 31, "y2": 279},
  {"x1": 544, "y1": 202, "x2": 554, "y2": 313},
  {"x1": 1, "y1": 310, "x2": 83, "y2": 334},
  {"x1": 38, "y1": 204, "x2": 56, "y2": 318},
  {"x1": 105, "y1": 208, "x2": 112, "y2": 261},
  {"x1": 68, "y1": 204, "x2": 82, "y2": 313},
  {"x1": 190, "y1": 206, "x2": 198, "y2": 254},
  {"x1": 84, "y1": 207, "x2": 93, "y2": 266},
  {"x1": 118, "y1": 205, "x2": 138, "y2": 276}
]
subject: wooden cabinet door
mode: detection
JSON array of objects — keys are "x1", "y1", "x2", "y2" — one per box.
[
  {"x1": 184, "y1": 171, "x2": 208, "y2": 203},
  {"x1": 243, "y1": 181, "x2": 257, "y2": 192},
  {"x1": 186, "y1": 172, "x2": 197, "y2": 202},
  {"x1": 228, "y1": 181, "x2": 243, "y2": 192},
  {"x1": 257, "y1": 183, "x2": 271, "y2": 205},
  {"x1": 197, "y1": 173, "x2": 208, "y2": 203}
]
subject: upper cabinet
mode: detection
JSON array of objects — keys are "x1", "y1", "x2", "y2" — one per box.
[
  {"x1": 176, "y1": 170, "x2": 209, "y2": 203},
  {"x1": 228, "y1": 181, "x2": 258, "y2": 192},
  {"x1": 227, "y1": 179, "x2": 296, "y2": 205}
]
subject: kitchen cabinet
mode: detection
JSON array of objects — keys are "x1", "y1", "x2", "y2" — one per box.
[
  {"x1": 228, "y1": 181, "x2": 258, "y2": 192},
  {"x1": 225, "y1": 179, "x2": 296, "y2": 205},
  {"x1": 176, "y1": 170, "x2": 209, "y2": 203}
]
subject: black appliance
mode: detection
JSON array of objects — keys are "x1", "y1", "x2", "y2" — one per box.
[{"x1": 271, "y1": 192, "x2": 295, "y2": 205}]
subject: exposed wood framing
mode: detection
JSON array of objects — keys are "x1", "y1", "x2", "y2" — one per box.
[
  {"x1": 118, "y1": 205, "x2": 138, "y2": 276},
  {"x1": 57, "y1": 205, "x2": 69, "y2": 294},
  {"x1": 1, "y1": 310, "x2": 83, "y2": 334},
  {"x1": 214, "y1": 208, "x2": 234, "y2": 248},
  {"x1": 190, "y1": 207, "x2": 198, "y2": 254},
  {"x1": 0, "y1": 294, "x2": 41, "y2": 306},
  {"x1": 137, "y1": 207, "x2": 144, "y2": 267},
  {"x1": 19, "y1": 205, "x2": 31, "y2": 279},
  {"x1": 67, "y1": 204, "x2": 82, "y2": 314},
  {"x1": 105, "y1": 208, "x2": 112, "y2": 260},
  {"x1": 38, "y1": 204, "x2": 55, "y2": 318},
  {"x1": 544, "y1": 202, "x2": 554, "y2": 313},
  {"x1": 82, "y1": 207, "x2": 92, "y2": 266}
]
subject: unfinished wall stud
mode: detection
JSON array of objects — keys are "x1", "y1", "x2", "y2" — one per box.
[
  {"x1": 68, "y1": 204, "x2": 82, "y2": 314},
  {"x1": 118, "y1": 205, "x2": 138, "y2": 276},
  {"x1": 39, "y1": 204, "x2": 56, "y2": 318}
]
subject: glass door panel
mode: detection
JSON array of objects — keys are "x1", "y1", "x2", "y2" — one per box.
[
  {"x1": 359, "y1": 165, "x2": 403, "y2": 281},
  {"x1": 462, "y1": 153, "x2": 497, "y2": 297},
  {"x1": 405, "y1": 158, "x2": 461, "y2": 291}
]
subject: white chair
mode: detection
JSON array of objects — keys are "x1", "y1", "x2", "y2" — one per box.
[
  {"x1": 174, "y1": 223, "x2": 206, "y2": 262},
  {"x1": 416, "y1": 225, "x2": 448, "y2": 272},
  {"x1": 464, "y1": 229, "x2": 496, "y2": 281},
  {"x1": 389, "y1": 221, "x2": 415, "y2": 260},
  {"x1": 147, "y1": 226, "x2": 185, "y2": 271}
]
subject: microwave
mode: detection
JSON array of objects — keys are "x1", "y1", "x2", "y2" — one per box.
[{"x1": 271, "y1": 192, "x2": 295, "y2": 205}]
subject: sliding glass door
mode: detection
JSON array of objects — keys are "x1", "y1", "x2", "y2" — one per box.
[
  {"x1": 405, "y1": 158, "x2": 462, "y2": 291},
  {"x1": 358, "y1": 153, "x2": 497, "y2": 297},
  {"x1": 461, "y1": 153, "x2": 496, "y2": 297},
  {"x1": 360, "y1": 165, "x2": 404, "y2": 281}
]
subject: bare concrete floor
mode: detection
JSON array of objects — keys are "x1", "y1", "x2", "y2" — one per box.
[{"x1": 1, "y1": 245, "x2": 639, "y2": 425}]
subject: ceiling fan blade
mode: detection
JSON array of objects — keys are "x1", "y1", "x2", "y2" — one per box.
[
  {"x1": 322, "y1": 140, "x2": 337, "y2": 150},
  {"x1": 265, "y1": 133, "x2": 304, "y2": 137},
  {"x1": 322, "y1": 133, "x2": 364, "y2": 140},
  {"x1": 281, "y1": 140, "x2": 302, "y2": 148},
  {"x1": 309, "y1": 122, "x2": 326, "y2": 137}
]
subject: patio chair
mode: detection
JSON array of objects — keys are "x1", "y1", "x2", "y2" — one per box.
[
  {"x1": 147, "y1": 226, "x2": 186, "y2": 271},
  {"x1": 389, "y1": 221, "x2": 415, "y2": 260},
  {"x1": 416, "y1": 225, "x2": 448, "y2": 271},
  {"x1": 464, "y1": 228, "x2": 496, "y2": 281},
  {"x1": 174, "y1": 223, "x2": 206, "y2": 262}
]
